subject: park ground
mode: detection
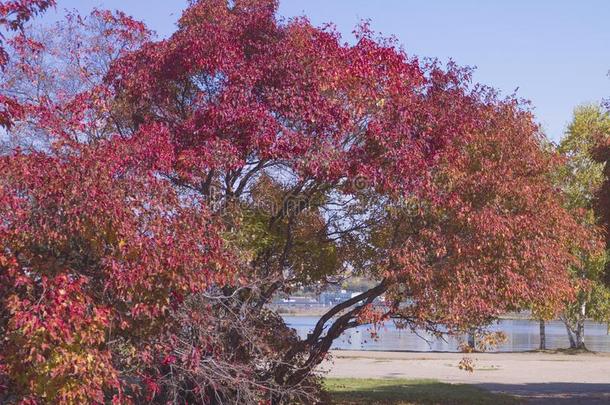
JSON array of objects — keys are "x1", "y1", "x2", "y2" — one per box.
[{"x1": 321, "y1": 350, "x2": 610, "y2": 404}]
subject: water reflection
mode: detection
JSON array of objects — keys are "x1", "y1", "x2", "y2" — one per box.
[{"x1": 284, "y1": 316, "x2": 610, "y2": 352}]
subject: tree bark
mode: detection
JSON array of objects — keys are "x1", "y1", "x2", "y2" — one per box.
[
  {"x1": 565, "y1": 321, "x2": 577, "y2": 349},
  {"x1": 467, "y1": 330, "x2": 476, "y2": 350},
  {"x1": 562, "y1": 300, "x2": 587, "y2": 350},
  {"x1": 539, "y1": 319, "x2": 546, "y2": 350},
  {"x1": 575, "y1": 301, "x2": 586, "y2": 349}
]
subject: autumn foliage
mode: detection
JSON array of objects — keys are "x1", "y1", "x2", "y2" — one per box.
[
  {"x1": 0, "y1": 0, "x2": 597, "y2": 403},
  {"x1": 593, "y1": 130, "x2": 610, "y2": 283}
]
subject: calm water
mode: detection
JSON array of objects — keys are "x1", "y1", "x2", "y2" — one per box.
[{"x1": 284, "y1": 316, "x2": 610, "y2": 352}]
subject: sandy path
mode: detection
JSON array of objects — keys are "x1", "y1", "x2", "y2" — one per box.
[{"x1": 321, "y1": 350, "x2": 610, "y2": 403}]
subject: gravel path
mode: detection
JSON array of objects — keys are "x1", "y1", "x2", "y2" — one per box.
[{"x1": 321, "y1": 350, "x2": 610, "y2": 404}]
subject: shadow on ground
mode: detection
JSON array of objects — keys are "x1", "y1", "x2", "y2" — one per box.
[{"x1": 477, "y1": 382, "x2": 610, "y2": 404}]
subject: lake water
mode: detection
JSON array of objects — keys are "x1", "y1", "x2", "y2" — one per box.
[{"x1": 284, "y1": 316, "x2": 610, "y2": 352}]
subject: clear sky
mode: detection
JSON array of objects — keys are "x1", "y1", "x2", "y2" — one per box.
[{"x1": 44, "y1": 0, "x2": 610, "y2": 142}]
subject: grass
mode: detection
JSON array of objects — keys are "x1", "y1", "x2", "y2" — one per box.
[{"x1": 324, "y1": 378, "x2": 518, "y2": 405}]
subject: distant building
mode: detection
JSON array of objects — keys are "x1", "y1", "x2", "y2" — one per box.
[
  {"x1": 278, "y1": 296, "x2": 318, "y2": 305},
  {"x1": 319, "y1": 290, "x2": 354, "y2": 306}
]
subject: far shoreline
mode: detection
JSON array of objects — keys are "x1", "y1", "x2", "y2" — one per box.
[{"x1": 277, "y1": 308, "x2": 539, "y2": 321}]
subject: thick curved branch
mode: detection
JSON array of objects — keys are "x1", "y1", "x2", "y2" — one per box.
[{"x1": 305, "y1": 279, "x2": 388, "y2": 346}]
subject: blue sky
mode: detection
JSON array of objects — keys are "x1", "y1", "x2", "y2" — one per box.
[{"x1": 44, "y1": 0, "x2": 610, "y2": 142}]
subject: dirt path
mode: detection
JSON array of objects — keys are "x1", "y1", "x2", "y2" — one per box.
[{"x1": 321, "y1": 350, "x2": 610, "y2": 403}]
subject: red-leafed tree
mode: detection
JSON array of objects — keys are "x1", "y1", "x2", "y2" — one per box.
[
  {"x1": 0, "y1": 137, "x2": 236, "y2": 402},
  {"x1": 0, "y1": 0, "x2": 598, "y2": 403}
]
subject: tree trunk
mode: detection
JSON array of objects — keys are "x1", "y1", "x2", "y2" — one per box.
[
  {"x1": 575, "y1": 301, "x2": 586, "y2": 349},
  {"x1": 539, "y1": 319, "x2": 546, "y2": 350},
  {"x1": 575, "y1": 319, "x2": 585, "y2": 349},
  {"x1": 467, "y1": 330, "x2": 476, "y2": 350},
  {"x1": 565, "y1": 321, "x2": 577, "y2": 349},
  {"x1": 562, "y1": 300, "x2": 587, "y2": 350}
]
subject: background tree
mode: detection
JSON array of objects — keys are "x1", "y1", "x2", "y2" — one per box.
[
  {"x1": 0, "y1": 8, "x2": 150, "y2": 152},
  {"x1": 592, "y1": 99, "x2": 610, "y2": 284},
  {"x1": 556, "y1": 103, "x2": 610, "y2": 349},
  {"x1": 0, "y1": 0, "x2": 55, "y2": 129},
  {"x1": 0, "y1": 0, "x2": 55, "y2": 66},
  {"x1": 0, "y1": 0, "x2": 599, "y2": 403}
]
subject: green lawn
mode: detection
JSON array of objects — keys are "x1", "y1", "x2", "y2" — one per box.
[{"x1": 325, "y1": 378, "x2": 518, "y2": 405}]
